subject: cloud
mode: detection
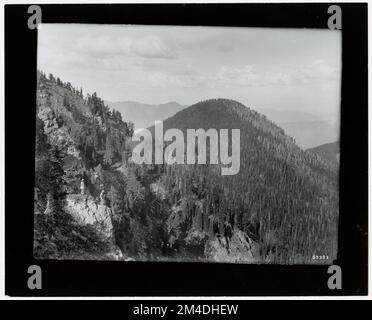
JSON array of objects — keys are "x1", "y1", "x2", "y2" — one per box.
[
  {"x1": 76, "y1": 34, "x2": 177, "y2": 60},
  {"x1": 216, "y1": 44, "x2": 235, "y2": 53},
  {"x1": 297, "y1": 59, "x2": 340, "y2": 83},
  {"x1": 217, "y1": 65, "x2": 292, "y2": 86},
  {"x1": 136, "y1": 63, "x2": 209, "y2": 88},
  {"x1": 146, "y1": 71, "x2": 208, "y2": 88},
  {"x1": 217, "y1": 60, "x2": 340, "y2": 87},
  {"x1": 136, "y1": 59, "x2": 340, "y2": 90},
  {"x1": 130, "y1": 36, "x2": 178, "y2": 59}
]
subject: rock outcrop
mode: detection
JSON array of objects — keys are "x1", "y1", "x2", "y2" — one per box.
[
  {"x1": 205, "y1": 230, "x2": 259, "y2": 263},
  {"x1": 64, "y1": 194, "x2": 123, "y2": 260},
  {"x1": 65, "y1": 194, "x2": 114, "y2": 241}
]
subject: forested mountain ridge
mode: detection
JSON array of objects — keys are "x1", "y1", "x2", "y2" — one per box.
[
  {"x1": 37, "y1": 72, "x2": 134, "y2": 167},
  {"x1": 107, "y1": 99, "x2": 338, "y2": 149},
  {"x1": 148, "y1": 98, "x2": 338, "y2": 263},
  {"x1": 34, "y1": 71, "x2": 136, "y2": 259},
  {"x1": 154, "y1": 98, "x2": 337, "y2": 187},
  {"x1": 34, "y1": 72, "x2": 338, "y2": 264}
]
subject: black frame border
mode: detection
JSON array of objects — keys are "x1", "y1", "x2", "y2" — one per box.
[{"x1": 5, "y1": 3, "x2": 368, "y2": 296}]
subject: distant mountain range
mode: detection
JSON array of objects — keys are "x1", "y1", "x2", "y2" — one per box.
[
  {"x1": 254, "y1": 108, "x2": 338, "y2": 149},
  {"x1": 106, "y1": 100, "x2": 186, "y2": 131},
  {"x1": 277, "y1": 121, "x2": 338, "y2": 149},
  {"x1": 109, "y1": 100, "x2": 338, "y2": 149},
  {"x1": 255, "y1": 108, "x2": 323, "y2": 123},
  {"x1": 307, "y1": 141, "x2": 340, "y2": 164}
]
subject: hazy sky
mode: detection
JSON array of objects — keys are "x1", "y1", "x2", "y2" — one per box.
[{"x1": 38, "y1": 24, "x2": 341, "y2": 122}]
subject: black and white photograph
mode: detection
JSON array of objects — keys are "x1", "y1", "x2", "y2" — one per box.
[
  {"x1": 3, "y1": 0, "x2": 370, "y2": 299},
  {"x1": 33, "y1": 24, "x2": 341, "y2": 264}
]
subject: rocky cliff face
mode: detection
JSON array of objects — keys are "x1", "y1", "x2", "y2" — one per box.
[
  {"x1": 65, "y1": 195, "x2": 113, "y2": 240},
  {"x1": 205, "y1": 230, "x2": 259, "y2": 263},
  {"x1": 37, "y1": 105, "x2": 81, "y2": 160},
  {"x1": 64, "y1": 194, "x2": 123, "y2": 260},
  {"x1": 34, "y1": 71, "x2": 134, "y2": 260}
]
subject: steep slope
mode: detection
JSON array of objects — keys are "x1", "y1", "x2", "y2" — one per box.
[
  {"x1": 147, "y1": 98, "x2": 338, "y2": 264},
  {"x1": 107, "y1": 100, "x2": 186, "y2": 131},
  {"x1": 34, "y1": 71, "x2": 140, "y2": 260}
]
